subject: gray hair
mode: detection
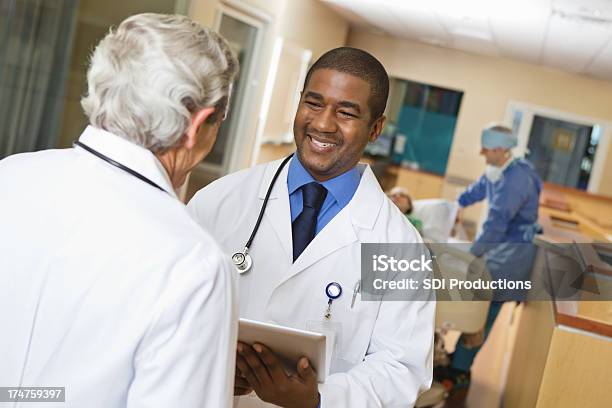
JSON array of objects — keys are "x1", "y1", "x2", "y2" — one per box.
[{"x1": 81, "y1": 13, "x2": 238, "y2": 152}]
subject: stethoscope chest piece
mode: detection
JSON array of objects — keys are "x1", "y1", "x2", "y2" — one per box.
[
  {"x1": 230, "y1": 154, "x2": 293, "y2": 275},
  {"x1": 232, "y1": 250, "x2": 253, "y2": 274}
]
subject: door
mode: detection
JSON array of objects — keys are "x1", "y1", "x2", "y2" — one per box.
[
  {"x1": 527, "y1": 116, "x2": 594, "y2": 190},
  {"x1": 505, "y1": 102, "x2": 610, "y2": 192},
  {"x1": 199, "y1": 7, "x2": 264, "y2": 176}
]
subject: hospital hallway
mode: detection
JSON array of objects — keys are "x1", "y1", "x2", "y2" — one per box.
[{"x1": 2, "y1": 0, "x2": 612, "y2": 407}]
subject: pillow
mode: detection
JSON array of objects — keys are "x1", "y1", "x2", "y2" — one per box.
[{"x1": 412, "y1": 199, "x2": 459, "y2": 242}]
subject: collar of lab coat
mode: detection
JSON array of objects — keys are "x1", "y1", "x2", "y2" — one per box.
[
  {"x1": 256, "y1": 157, "x2": 384, "y2": 274},
  {"x1": 257, "y1": 157, "x2": 383, "y2": 230},
  {"x1": 76, "y1": 126, "x2": 177, "y2": 199}
]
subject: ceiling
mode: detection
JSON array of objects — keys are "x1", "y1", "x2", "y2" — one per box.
[{"x1": 321, "y1": 0, "x2": 612, "y2": 81}]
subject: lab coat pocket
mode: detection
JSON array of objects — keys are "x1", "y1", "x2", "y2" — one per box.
[
  {"x1": 306, "y1": 319, "x2": 342, "y2": 379},
  {"x1": 336, "y1": 301, "x2": 379, "y2": 367}
]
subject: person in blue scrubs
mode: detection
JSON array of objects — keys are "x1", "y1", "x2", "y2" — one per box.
[{"x1": 438, "y1": 124, "x2": 542, "y2": 391}]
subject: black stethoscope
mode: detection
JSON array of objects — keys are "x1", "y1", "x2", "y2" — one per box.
[
  {"x1": 230, "y1": 154, "x2": 347, "y2": 318},
  {"x1": 231, "y1": 153, "x2": 293, "y2": 274},
  {"x1": 75, "y1": 138, "x2": 287, "y2": 275},
  {"x1": 75, "y1": 144, "x2": 352, "y2": 313},
  {"x1": 74, "y1": 141, "x2": 169, "y2": 194}
]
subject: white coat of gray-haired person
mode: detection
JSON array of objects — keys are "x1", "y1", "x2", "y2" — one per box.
[{"x1": 0, "y1": 13, "x2": 239, "y2": 408}]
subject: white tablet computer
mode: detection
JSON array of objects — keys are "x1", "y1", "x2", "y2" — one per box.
[{"x1": 238, "y1": 318, "x2": 327, "y2": 382}]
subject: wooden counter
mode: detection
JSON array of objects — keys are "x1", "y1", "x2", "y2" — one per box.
[
  {"x1": 540, "y1": 183, "x2": 612, "y2": 242},
  {"x1": 503, "y1": 227, "x2": 612, "y2": 408}
]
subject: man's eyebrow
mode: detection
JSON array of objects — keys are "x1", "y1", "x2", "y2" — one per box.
[
  {"x1": 338, "y1": 100, "x2": 361, "y2": 113},
  {"x1": 304, "y1": 91, "x2": 324, "y2": 101},
  {"x1": 303, "y1": 92, "x2": 362, "y2": 113}
]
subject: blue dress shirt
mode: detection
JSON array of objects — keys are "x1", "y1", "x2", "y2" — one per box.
[{"x1": 287, "y1": 156, "x2": 361, "y2": 235}]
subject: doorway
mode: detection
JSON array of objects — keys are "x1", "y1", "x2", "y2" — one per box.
[
  {"x1": 526, "y1": 116, "x2": 597, "y2": 190},
  {"x1": 505, "y1": 102, "x2": 612, "y2": 193},
  {"x1": 197, "y1": 5, "x2": 264, "y2": 177}
]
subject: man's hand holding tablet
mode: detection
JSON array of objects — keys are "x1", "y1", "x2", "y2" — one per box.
[
  {"x1": 236, "y1": 342, "x2": 320, "y2": 407},
  {"x1": 235, "y1": 319, "x2": 327, "y2": 407}
]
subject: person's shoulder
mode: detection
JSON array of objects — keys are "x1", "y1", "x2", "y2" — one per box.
[
  {"x1": 0, "y1": 149, "x2": 71, "y2": 170},
  {"x1": 505, "y1": 158, "x2": 540, "y2": 184},
  {"x1": 0, "y1": 149, "x2": 76, "y2": 190},
  {"x1": 167, "y1": 213, "x2": 235, "y2": 287},
  {"x1": 507, "y1": 158, "x2": 532, "y2": 174},
  {"x1": 188, "y1": 158, "x2": 289, "y2": 217},
  {"x1": 129, "y1": 199, "x2": 229, "y2": 269},
  {"x1": 191, "y1": 160, "x2": 277, "y2": 202}
]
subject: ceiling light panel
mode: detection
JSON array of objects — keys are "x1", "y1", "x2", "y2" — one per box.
[
  {"x1": 582, "y1": 37, "x2": 612, "y2": 80},
  {"x1": 553, "y1": 0, "x2": 612, "y2": 22},
  {"x1": 380, "y1": 1, "x2": 451, "y2": 41},
  {"x1": 487, "y1": 0, "x2": 551, "y2": 63},
  {"x1": 322, "y1": 0, "x2": 415, "y2": 36},
  {"x1": 319, "y1": 1, "x2": 373, "y2": 28},
  {"x1": 541, "y1": 12, "x2": 612, "y2": 73}
]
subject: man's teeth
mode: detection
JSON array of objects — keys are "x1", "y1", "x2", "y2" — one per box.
[{"x1": 311, "y1": 138, "x2": 334, "y2": 148}]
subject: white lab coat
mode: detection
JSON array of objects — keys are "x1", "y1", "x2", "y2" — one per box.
[
  {"x1": 0, "y1": 126, "x2": 237, "y2": 408},
  {"x1": 188, "y1": 158, "x2": 435, "y2": 408}
]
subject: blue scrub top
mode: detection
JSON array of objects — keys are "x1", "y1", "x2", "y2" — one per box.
[
  {"x1": 459, "y1": 158, "x2": 542, "y2": 256},
  {"x1": 287, "y1": 156, "x2": 361, "y2": 235},
  {"x1": 459, "y1": 158, "x2": 542, "y2": 300}
]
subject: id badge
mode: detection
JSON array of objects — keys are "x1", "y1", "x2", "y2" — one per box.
[{"x1": 306, "y1": 320, "x2": 342, "y2": 378}]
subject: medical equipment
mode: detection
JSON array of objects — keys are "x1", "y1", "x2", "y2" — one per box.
[
  {"x1": 232, "y1": 154, "x2": 293, "y2": 273},
  {"x1": 74, "y1": 141, "x2": 168, "y2": 193}
]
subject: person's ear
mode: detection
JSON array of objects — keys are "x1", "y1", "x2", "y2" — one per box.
[
  {"x1": 368, "y1": 115, "x2": 386, "y2": 143},
  {"x1": 184, "y1": 107, "x2": 216, "y2": 149}
]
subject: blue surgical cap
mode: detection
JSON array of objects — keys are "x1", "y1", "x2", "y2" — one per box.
[{"x1": 481, "y1": 128, "x2": 517, "y2": 149}]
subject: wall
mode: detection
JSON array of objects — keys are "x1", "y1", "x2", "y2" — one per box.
[
  {"x1": 278, "y1": 0, "x2": 348, "y2": 61},
  {"x1": 347, "y1": 29, "x2": 612, "y2": 198},
  {"x1": 190, "y1": 0, "x2": 349, "y2": 170},
  {"x1": 261, "y1": 42, "x2": 310, "y2": 145}
]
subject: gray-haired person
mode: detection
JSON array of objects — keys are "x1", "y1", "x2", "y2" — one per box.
[{"x1": 0, "y1": 13, "x2": 238, "y2": 407}]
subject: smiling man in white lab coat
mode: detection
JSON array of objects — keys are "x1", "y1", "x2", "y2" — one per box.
[
  {"x1": 0, "y1": 14, "x2": 238, "y2": 408},
  {"x1": 188, "y1": 47, "x2": 435, "y2": 408}
]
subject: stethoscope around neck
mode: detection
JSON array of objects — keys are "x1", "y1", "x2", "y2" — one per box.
[
  {"x1": 75, "y1": 137, "x2": 290, "y2": 275},
  {"x1": 232, "y1": 154, "x2": 293, "y2": 274},
  {"x1": 73, "y1": 140, "x2": 168, "y2": 194}
]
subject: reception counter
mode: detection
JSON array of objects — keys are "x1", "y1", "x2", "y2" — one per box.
[{"x1": 503, "y1": 226, "x2": 612, "y2": 407}]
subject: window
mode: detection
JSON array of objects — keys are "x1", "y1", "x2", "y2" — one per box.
[
  {"x1": 378, "y1": 77, "x2": 463, "y2": 175},
  {"x1": 0, "y1": 0, "x2": 189, "y2": 159}
]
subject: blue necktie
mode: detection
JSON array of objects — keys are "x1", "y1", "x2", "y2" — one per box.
[{"x1": 292, "y1": 182, "x2": 327, "y2": 262}]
